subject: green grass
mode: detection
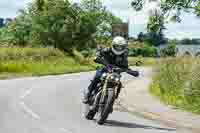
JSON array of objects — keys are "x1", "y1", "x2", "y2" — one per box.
[
  {"x1": 150, "y1": 57, "x2": 200, "y2": 114},
  {"x1": 0, "y1": 47, "x2": 156, "y2": 79},
  {"x1": 0, "y1": 47, "x2": 96, "y2": 79},
  {"x1": 0, "y1": 47, "x2": 66, "y2": 61},
  {"x1": 128, "y1": 57, "x2": 157, "y2": 66},
  {"x1": 0, "y1": 58, "x2": 96, "y2": 79}
]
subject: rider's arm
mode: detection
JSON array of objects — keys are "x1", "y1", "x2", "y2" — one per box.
[
  {"x1": 94, "y1": 48, "x2": 110, "y2": 65},
  {"x1": 121, "y1": 50, "x2": 139, "y2": 77},
  {"x1": 94, "y1": 48, "x2": 109, "y2": 65}
]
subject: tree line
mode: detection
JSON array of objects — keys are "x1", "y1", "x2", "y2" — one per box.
[{"x1": 0, "y1": 0, "x2": 122, "y2": 54}]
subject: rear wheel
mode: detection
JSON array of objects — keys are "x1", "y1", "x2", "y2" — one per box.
[{"x1": 96, "y1": 89, "x2": 115, "y2": 125}]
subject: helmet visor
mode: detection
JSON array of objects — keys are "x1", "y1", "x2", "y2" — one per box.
[{"x1": 113, "y1": 44, "x2": 126, "y2": 52}]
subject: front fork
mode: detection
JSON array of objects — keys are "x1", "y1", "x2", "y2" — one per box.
[
  {"x1": 101, "y1": 79, "x2": 122, "y2": 101},
  {"x1": 115, "y1": 82, "x2": 122, "y2": 99}
]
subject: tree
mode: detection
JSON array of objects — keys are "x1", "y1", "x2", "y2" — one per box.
[
  {"x1": 0, "y1": 9, "x2": 32, "y2": 46},
  {"x1": 131, "y1": 0, "x2": 200, "y2": 37},
  {"x1": 0, "y1": 0, "x2": 121, "y2": 53},
  {"x1": 137, "y1": 32, "x2": 144, "y2": 42},
  {"x1": 80, "y1": 0, "x2": 122, "y2": 47},
  {"x1": 0, "y1": 18, "x2": 4, "y2": 28},
  {"x1": 81, "y1": 0, "x2": 103, "y2": 12},
  {"x1": 147, "y1": 9, "x2": 165, "y2": 33},
  {"x1": 35, "y1": 0, "x2": 45, "y2": 11},
  {"x1": 132, "y1": 0, "x2": 200, "y2": 22},
  {"x1": 181, "y1": 38, "x2": 191, "y2": 44},
  {"x1": 146, "y1": 9, "x2": 167, "y2": 46},
  {"x1": 135, "y1": 8, "x2": 167, "y2": 46},
  {"x1": 138, "y1": 31, "x2": 167, "y2": 46}
]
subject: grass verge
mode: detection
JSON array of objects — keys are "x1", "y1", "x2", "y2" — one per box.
[
  {"x1": 0, "y1": 47, "x2": 96, "y2": 79},
  {"x1": 128, "y1": 57, "x2": 157, "y2": 66},
  {"x1": 0, "y1": 47, "x2": 156, "y2": 79},
  {"x1": 149, "y1": 57, "x2": 200, "y2": 114}
]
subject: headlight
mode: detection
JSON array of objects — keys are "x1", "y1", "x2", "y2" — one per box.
[
  {"x1": 102, "y1": 73, "x2": 107, "y2": 78},
  {"x1": 110, "y1": 75, "x2": 114, "y2": 80},
  {"x1": 115, "y1": 78, "x2": 120, "y2": 82},
  {"x1": 101, "y1": 73, "x2": 107, "y2": 80}
]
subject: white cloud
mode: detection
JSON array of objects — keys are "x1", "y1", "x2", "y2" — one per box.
[
  {"x1": 0, "y1": 0, "x2": 31, "y2": 17},
  {"x1": 105, "y1": 0, "x2": 129, "y2": 11},
  {"x1": 164, "y1": 12, "x2": 200, "y2": 39}
]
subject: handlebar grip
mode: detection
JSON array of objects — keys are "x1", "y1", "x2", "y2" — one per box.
[{"x1": 127, "y1": 70, "x2": 139, "y2": 77}]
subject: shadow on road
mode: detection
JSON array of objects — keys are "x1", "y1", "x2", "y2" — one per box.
[{"x1": 104, "y1": 120, "x2": 176, "y2": 131}]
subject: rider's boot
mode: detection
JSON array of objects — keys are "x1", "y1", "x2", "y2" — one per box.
[
  {"x1": 82, "y1": 89, "x2": 90, "y2": 104},
  {"x1": 82, "y1": 78, "x2": 100, "y2": 104}
]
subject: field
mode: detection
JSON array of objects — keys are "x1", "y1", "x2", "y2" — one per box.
[
  {"x1": 0, "y1": 47, "x2": 156, "y2": 79},
  {"x1": 0, "y1": 47, "x2": 96, "y2": 79}
]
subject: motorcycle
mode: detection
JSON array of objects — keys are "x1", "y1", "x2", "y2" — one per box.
[{"x1": 83, "y1": 58, "x2": 139, "y2": 125}]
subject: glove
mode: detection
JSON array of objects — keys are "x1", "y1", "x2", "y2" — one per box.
[
  {"x1": 128, "y1": 70, "x2": 139, "y2": 77},
  {"x1": 106, "y1": 64, "x2": 113, "y2": 71}
]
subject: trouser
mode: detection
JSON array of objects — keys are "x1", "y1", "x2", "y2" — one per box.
[{"x1": 87, "y1": 68, "x2": 106, "y2": 95}]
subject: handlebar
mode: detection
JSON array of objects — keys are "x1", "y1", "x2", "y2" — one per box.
[{"x1": 94, "y1": 58, "x2": 139, "y2": 77}]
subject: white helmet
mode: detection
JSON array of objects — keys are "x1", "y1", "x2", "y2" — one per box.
[{"x1": 112, "y1": 36, "x2": 128, "y2": 55}]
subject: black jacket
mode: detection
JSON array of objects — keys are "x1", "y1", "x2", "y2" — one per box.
[{"x1": 96, "y1": 47, "x2": 129, "y2": 69}]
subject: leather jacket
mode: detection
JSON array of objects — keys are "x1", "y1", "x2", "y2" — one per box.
[{"x1": 96, "y1": 47, "x2": 129, "y2": 69}]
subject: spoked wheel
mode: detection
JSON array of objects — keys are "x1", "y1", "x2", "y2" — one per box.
[{"x1": 96, "y1": 89, "x2": 115, "y2": 125}]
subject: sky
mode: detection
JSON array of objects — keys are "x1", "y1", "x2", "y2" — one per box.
[{"x1": 1, "y1": 0, "x2": 200, "y2": 39}]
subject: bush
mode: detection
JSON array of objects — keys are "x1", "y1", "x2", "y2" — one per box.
[
  {"x1": 0, "y1": 47, "x2": 65, "y2": 61},
  {"x1": 80, "y1": 49, "x2": 95, "y2": 58},
  {"x1": 129, "y1": 45, "x2": 157, "y2": 57},
  {"x1": 150, "y1": 57, "x2": 200, "y2": 114},
  {"x1": 160, "y1": 43, "x2": 176, "y2": 57}
]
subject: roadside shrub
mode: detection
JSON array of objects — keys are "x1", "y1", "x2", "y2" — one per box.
[
  {"x1": 72, "y1": 49, "x2": 86, "y2": 64},
  {"x1": 81, "y1": 49, "x2": 95, "y2": 58},
  {"x1": 160, "y1": 43, "x2": 176, "y2": 57},
  {"x1": 129, "y1": 45, "x2": 157, "y2": 57},
  {"x1": 150, "y1": 57, "x2": 200, "y2": 114},
  {"x1": 0, "y1": 47, "x2": 65, "y2": 61}
]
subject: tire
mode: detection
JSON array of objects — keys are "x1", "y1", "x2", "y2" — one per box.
[
  {"x1": 96, "y1": 89, "x2": 115, "y2": 125},
  {"x1": 84, "y1": 90, "x2": 102, "y2": 120},
  {"x1": 85, "y1": 109, "x2": 96, "y2": 120},
  {"x1": 84, "y1": 104, "x2": 96, "y2": 120}
]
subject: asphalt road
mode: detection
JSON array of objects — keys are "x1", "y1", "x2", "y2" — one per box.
[{"x1": 0, "y1": 70, "x2": 177, "y2": 133}]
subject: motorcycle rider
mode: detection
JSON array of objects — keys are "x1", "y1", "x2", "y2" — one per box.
[{"x1": 82, "y1": 36, "x2": 131, "y2": 104}]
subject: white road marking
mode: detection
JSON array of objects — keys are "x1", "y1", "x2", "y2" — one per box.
[
  {"x1": 19, "y1": 101, "x2": 41, "y2": 120},
  {"x1": 59, "y1": 128, "x2": 73, "y2": 133},
  {"x1": 20, "y1": 88, "x2": 32, "y2": 99}
]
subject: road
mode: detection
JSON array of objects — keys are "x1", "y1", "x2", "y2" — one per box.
[{"x1": 0, "y1": 70, "x2": 177, "y2": 133}]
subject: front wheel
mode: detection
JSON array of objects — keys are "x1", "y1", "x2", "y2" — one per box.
[
  {"x1": 96, "y1": 89, "x2": 115, "y2": 125},
  {"x1": 84, "y1": 91, "x2": 101, "y2": 120}
]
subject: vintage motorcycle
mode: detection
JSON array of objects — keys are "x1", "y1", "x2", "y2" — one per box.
[{"x1": 83, "y1": 58, "x2": 139, "y2": 125}]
